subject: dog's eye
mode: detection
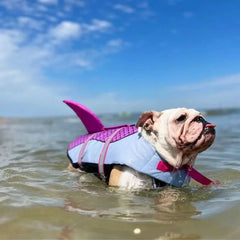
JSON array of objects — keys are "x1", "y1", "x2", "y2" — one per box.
[
  {"x1": 176, "y1": 115, "x2": 186, "y2": 122},
  {"x1": 195, "y1": 116, "x2": 204, "y2": 123}
]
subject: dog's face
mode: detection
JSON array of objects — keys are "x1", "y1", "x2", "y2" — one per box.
[{"x1": 136, "y1": 108, "x2": 216, "y2": 168}]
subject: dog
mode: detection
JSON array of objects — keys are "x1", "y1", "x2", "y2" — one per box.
[
  {"x1": 108, "y1": 108, "x2": 216, "y2": 189},
  {"x1": 64, "y1": 100, "x2": 216, "y2": 189}
]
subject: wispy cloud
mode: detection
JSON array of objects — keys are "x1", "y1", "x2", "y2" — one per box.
[
  {"x1": 1, "y1": 0, "x2": 237, "y2": 117},
  {"x1": 172, "y1": 74, "x2": 240, "y2": 91},
  {"x1": 107, "y1": 39, "x2": 124, "y2": 47},
  {"x1": 0, "y1": 2, "x2": 126, "y2": 116},
  {"x1": 64, "y1": 0, "x2": 84, "y2": 6},
  {"x1": 83, "y1": 19, "x2": 112, "y2": 32},
  {"x1": 165, "y1": 74, "x2": 240, "y2": 109},
  {"x1": 49, "y1": 19, "x2": 112, "y2": 42},
  {"x1": 73, "y1": 73, "x2": 240, "y2": 113},
  {"x1": 38, "y1": 0, "x2": 58, "y2": 5},
  {"x1": 0, "y1": 0, "x2": 33, "y2": 12},
  {"x1": 17, "y1": 16, "x2": 44, "y2": 30},
  {"x1": 0, "y1": 29, "x2": 63, "y2": 116},
  {"x1": 114, "y1": 4, "x2": 135, "y2": 14}
]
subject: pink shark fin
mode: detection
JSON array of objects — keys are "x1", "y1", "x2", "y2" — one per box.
[{"x1": 63, "y1": 100, "x2": 104, "y2": 133}]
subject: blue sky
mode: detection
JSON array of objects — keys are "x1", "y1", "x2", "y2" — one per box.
[{"x1": 0, "y1": 0, "x2": 240, "y2": 117}]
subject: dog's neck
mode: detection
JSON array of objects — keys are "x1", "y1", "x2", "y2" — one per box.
[{"x1": 139, "y1": 128, "x2": 197, "y2": 169}]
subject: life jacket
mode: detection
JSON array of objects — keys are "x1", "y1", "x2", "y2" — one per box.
[
  {"x1": 64, "y1": 100, "x2": 219, "y2": 188},
  {"x1": 67, "y1": 125, "x2": 191, "y2": 187}
]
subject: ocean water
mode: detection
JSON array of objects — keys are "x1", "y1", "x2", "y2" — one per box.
[{"x1": 0, "y1": 112, "x2": 240, "y2": 240}]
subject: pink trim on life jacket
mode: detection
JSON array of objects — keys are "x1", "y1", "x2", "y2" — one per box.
[
  {"x1": 104, "y1": 124, "x2": 131, "y2": 130},
  {"x1": 157, "y1": 160, "x2": 219, "y2": 186},
  {"x1": 78, "y1": 133, "x2": 98, "y2": 168},
  {"x1": 98, "y1": 127, "x2": 125, "y2": 180},
  {"x1": 187, "y1": 167, "x2": 220, "y2": 186}
]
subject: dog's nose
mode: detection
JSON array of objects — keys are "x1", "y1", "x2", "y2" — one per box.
[{"x1": 194, "y1": 116, "x2": 216, "y2": 128}]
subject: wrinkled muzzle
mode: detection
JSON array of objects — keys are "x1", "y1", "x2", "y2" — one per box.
[{"x1": 185, "y1": 116, "x2": 216, "y2": 152}]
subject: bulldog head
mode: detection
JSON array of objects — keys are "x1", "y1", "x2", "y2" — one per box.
[{"x1": 136, "y1": 108, "x2": 216, "y2": 168}]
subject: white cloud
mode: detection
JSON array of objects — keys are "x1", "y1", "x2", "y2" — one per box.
[
  {"x1": 104, "y1": 39, "x2": 129, "y2": 55},
  {"x1": 49, "y1": 19, "x2": 112, "y2": 42},
  {"x1": 74, "y1": 58, "x2": 91, "y2": 68},
  {"x1": 0, "y1": 0, "x2": 34, "y2": 13},
  {"x1": 0, "y1": 29, "x2": 67, "y2": 117},
  {"x1": 113, "y1": 3, "x2": 154, "y2": 21},
  {"x1": 49, "y1": 21, "x2": 82, "y2": 40},
  {"x1": 64, "y1": 0, "x2": 85, "y2": 6},
  {"x1": 0, "y1": 30, "x2": 25, "y2": 60},
  {"x1": 114, "y1": 4, "x2": 135, "y2": 14},
  {"x1": 18, "y1": 17, "x2": 43, "y2": 30},
  {"x1": 38, "y1": 0, "x2": 58, "y2": 5},
  {"x1": 64, "y1": 0, "x2": 85, "y2": 11},
  {"x1": 107, "y1": 39, "x2": 123, "y2": 47},
  {"x1": 0, "y1": 29, "x2": 128, "y2": 117},
  {"x1": 0, "y1": 16, "x2": 121, "y2": 117},
  {"x1": 83, "y1": 19, "x2": 112, "y2": 33}
]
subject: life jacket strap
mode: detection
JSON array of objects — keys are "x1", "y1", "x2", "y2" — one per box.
[
  {"x1": 98, "y1": 127, "x2": 125, "y2": 181},
  {"x1": 78, "y1": 133, "x2": 98, "y2": 168},
  {"x1": 187, "y1": 166, "x2": 220, "y2": 186},
  {"x1": 157, "y1": 160, "x2": 219, "y2": 186}
]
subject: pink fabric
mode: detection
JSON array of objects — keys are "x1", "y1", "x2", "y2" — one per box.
[
  {"x1": 63, "y1": 100, "x2": 105, "y2": 133},
  {"x1": 78, "y1": 133, "x2": 98, "y2": 168},
  {"x1": 68, "y1": 125, "x2": 138, "y2": 150},
  {"x1": 157, "y1": 160, "x2": 178, "y2": 172},
  {"x1": 157, "y1": 160, "x2": 219, "y2": 186},
  {"x1": 187, "y1": 167, "x2": 220, "y2": 185},
  {"x1": 156, "y1": 160, "x2": 188, "y2": 172},
  {"x1": 98, "y1": 127, "x2": 125, "y2": 179}
]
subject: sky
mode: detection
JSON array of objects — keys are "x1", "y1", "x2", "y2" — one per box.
[{"x1": 0, "y1": 0, "x2": 240, "y2": 117}]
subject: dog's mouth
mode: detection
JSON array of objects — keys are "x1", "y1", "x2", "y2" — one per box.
[
  {"x1": 203, "y1": 123, "x2": 216, "y2": 135},
  {"x1": 190, "y1": 116, "x2": 216, "y2": 149}
]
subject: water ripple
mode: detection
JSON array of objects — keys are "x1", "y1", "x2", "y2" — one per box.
[{"x1": 0, "y1": 114, "x2": 240, "y2": 239}]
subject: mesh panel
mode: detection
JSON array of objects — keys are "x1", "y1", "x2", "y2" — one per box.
[{"x1": 68, "y1": 125, "x2": 138, "y2": 150}]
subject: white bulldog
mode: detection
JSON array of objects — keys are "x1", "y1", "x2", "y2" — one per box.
[{"x1": 109, "y1": 108, "x2": 216, "y2": 189}]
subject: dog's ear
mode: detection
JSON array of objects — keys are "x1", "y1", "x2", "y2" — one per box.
[{"x1": 136, "y1": 111, "x2": 161, "y2": 132}]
